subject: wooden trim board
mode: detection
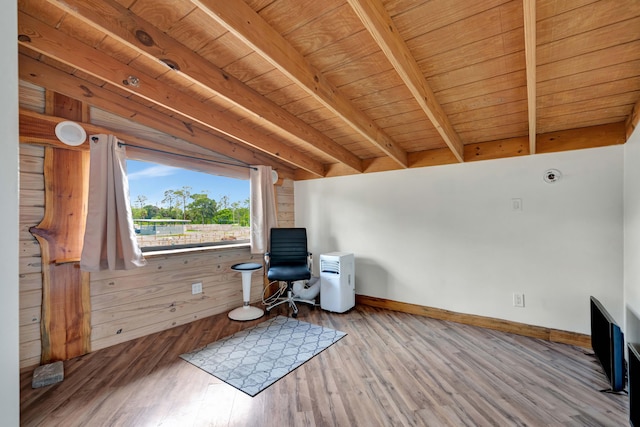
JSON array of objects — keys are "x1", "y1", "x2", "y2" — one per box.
[{"x1": 356, "y1": 294, "x2": 591, "y2": 348}]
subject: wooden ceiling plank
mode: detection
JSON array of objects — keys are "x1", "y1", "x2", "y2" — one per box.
[
  {"x1": 323, "y1": 51, "x2": 395, "y2": 89},
  {"x1": 374, "y1": 109, "x2": 426, "y2": 129},
  {"x1": 305, "y1": 30, "x2": 379, "y2": 75},
  {"x1": 389, "y1": 0, "x2": 512, "y2": 37},
  {"x1": 537, "y1": 17, "x2": 640, "y2": 66},
  {"x1": 283, "y1": 3, "x2": 361, "y2": 58},
  {"x1": 164, "y1": 10, "x2": 227, "y2": 52},
  {"x1": 537, "y1": 41, "x2": 640, "y2": 83},
  {"x1": 523, "y1": 0, "x2": 537, "y2": 154},
  {"x1": 540, "y1": 118, "x2": 628, "y2": 135},
  {"x1": 128, "y1": 0, "x2": 197, "y2": 33},
  {"x1": 427, "y1": 51, "x2": 526, "y2": 93},
  {"x1": 536, "y1": 0, "x2": 598, "y2": 20},
  {"x1": 452, "y1": 107, "x2": 528, "y2": 132},
  {"x1": 18, "y1": 54, "x2": 295, "y2": 178},
  {"x1": 378, "y1": 116, "x2": 433, "y2": 137},
  {"x1": 366, "y1": 102, "x2": 424, "y2": 127},
  {"x1": 538, "y1": 60, "x2": 640, "y2": 96},
  {"x1": 347, "y1": 0, "x2": 464, "y2": 162},
  {"x1": 257, "y1": 0, "x2": 342, "y2": 39},
  {"x1": 363, "y1": 100, "x2": 423, "y2": 123},
  {"x1": 265, "y1": 83, "x2": 310, "y2": 107},
  {"x1": 18, "y1": 11, "x2": 325, "y2": 177},
  {"x1": 537, "y1": 0, "x2": 640, "y2": 45},
  {"x1": 538, "y1": 91, "x2": 640, "y2": 119},
  {"x1": 47, "y1": 0, "x2": 363, "y2": 173},
  {"x1": 412, "y1": 28, "x2": 524, "y2": 78},
  {"x1": 437, "y1": 71, "x2": 527, "y2": 104},
  {"x1": 344, "y1": 70, "x2": 405, "y2": 102},
  {"x1": 195, "y1": 32, "x2": 255, "y2": 70},
  {"x1": 190, "y1": 0, "x2": 409, "y2": 168},
  {"x1": 350, "y1": 79, "x2": 415, "y2": 104},
  {"x1": 447, "y1": 99, "x2": 528, "y2": 125},
  {"x1": 404, "y1": 2, "x2": 523, "y2": 63},
  {"x1": 223, "y1": 52, "x2": 275, "y2": 84},
  {"x1": 443, "y1": 86, "x2": 528, "y2": 116},
  {"x1": 243, "y1": 68, "x2": 293, "y2": 98},
  {"x1": 538, "y1": 77, "x2": 640, "y2": 109},
  {"x1": 538, "y1": 109, "x2": 632, "y2": 133}
]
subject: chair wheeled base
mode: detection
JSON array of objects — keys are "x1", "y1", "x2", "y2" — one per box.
[{"x1": 265, "y1": 282, "x2": 315, "y2": 318}]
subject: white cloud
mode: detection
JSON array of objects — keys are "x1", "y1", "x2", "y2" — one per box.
[{"x1": 128, "y1": 165, "x2": 179, "y2": 180}]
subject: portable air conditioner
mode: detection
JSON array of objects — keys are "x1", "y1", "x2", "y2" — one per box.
[{"x1": 320, "y1": 252, "x2": 355, "y2": 313}]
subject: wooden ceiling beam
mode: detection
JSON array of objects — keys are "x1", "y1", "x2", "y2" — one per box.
[
  {"x1": 537, "y1": 121, "x2": 626, "y2": 153},
  {"x1": 627, "y1": 96, "x2": 640, "y2": 139},
  {"x1": 19, "y1": 108, "x2": 259, "y2": 179},
  {"x1": 347, "y1": 0, "x2": 464, "y2": 163},
  {"x1": 18, "y1": 12, "x2": 325, "y2": 177},
  {"x1": 46, "y1": 0, "x2": 363, "y2": 174},
  {"x1": 18, "y1": 53, "x2": 296, "y2": 180},
  {"x1": 523, "y1": 0, "x2": 537, "y2": 154},
  {"x1": 20, "y1": 108, "x2": 166, "y2": 153},
  {"x1": 191, "y1": 0, "x2": 409, "y2": 169}
]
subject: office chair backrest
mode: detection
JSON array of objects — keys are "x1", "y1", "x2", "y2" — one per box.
[{"x1": 269, "y1": 228, "x2": 308, "y2": 266}]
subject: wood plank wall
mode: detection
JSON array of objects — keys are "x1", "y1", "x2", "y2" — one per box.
[
  {"x1": 276, "y1": 178, "x2": 295, "y2": 227},
  {"x1": 19, "y1": 144, "x2": 45, "y2": 369},
  {"x1": 89, "y1": 247, "x2": 264, "y2": 352},
  {"x1": 19, "y1": 81, "x2": 46, "y2": 368},
  {"x1": 17, "y1": 108, "x2": 296, "y2": 368}
]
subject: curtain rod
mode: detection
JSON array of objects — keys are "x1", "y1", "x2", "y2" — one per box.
[{"x1": 90, "y1": 136, "x2": 258, "y2": 171}]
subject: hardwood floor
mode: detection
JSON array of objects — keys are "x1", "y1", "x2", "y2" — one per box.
[{"x1": 20, "y1": 305, "x2": 629, "y2": 426}]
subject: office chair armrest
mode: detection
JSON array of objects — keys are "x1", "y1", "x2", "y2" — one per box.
[{"x1": 264, "y1": 252, "x2": 270, "y2": 266}]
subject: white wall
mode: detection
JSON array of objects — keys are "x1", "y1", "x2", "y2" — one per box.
[
  {"x1": 1, "y1": 1, "x2": 20, "y2": 425},
  {"x1": 624, "y1": 125, "x2": 640, "y2": 345},
  {"x1": 296, "y1": 146, "x2": 624, "y2": 334}
]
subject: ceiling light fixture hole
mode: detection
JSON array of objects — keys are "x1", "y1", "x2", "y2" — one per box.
[{"x1": 161, "y1": 59, "x2": 180, "y2": 71}]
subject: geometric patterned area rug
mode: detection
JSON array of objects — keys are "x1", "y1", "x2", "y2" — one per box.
[{"x1": 179, "y1": 316, "x2": 346, "y2": 396}]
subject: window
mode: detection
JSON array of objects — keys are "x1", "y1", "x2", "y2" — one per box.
[{"x1": 126, "y1": 159, "x2": 250, "y2": 251}]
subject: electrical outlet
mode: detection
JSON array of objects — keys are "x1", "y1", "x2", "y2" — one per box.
[
  {"x1": 513, "y1": 293, "x2": 525, "y2": 308},
  {"x1": 192, "y1": 282, "x2": 203, "y2": 295}
]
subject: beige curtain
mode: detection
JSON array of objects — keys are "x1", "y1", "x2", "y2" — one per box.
[
  {"x1": 80, "y1": 134, "x2": 146, "y2": 271},
  {"x1": 250, "y1": 165, "x2": 278, "y2": 254}
]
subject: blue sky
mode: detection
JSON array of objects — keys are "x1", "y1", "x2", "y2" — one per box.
[{"x1": 126, "y1": 160, "x2": 249, "y2": 208}]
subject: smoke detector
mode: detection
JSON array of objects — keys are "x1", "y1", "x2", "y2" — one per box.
[{"x1": 543, "y1": 169, "x2": 562, "y2": 184}]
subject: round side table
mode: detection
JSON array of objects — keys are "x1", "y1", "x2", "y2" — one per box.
[{"x1": 228, "y1": 262, "x2": 264, "y2": 321}]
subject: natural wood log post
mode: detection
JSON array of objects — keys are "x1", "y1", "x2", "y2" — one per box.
[
  {"x1": 30, "y1": 148, "x2": 91, "y2": 362},
  {"x1": 29, "y1": 92, "x2": 91, "y2": 363}
]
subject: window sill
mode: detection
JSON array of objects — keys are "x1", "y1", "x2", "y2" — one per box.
[{"x1": 140, "y1": 242, "x2": 251, "y2": 259}]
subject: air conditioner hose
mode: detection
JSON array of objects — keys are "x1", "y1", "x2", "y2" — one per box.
[{"x1": 292, "y1": 276, "x2": 320, "y2": 300}]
